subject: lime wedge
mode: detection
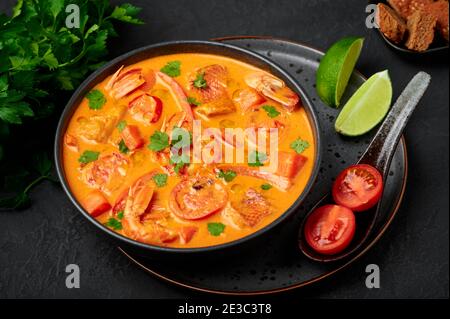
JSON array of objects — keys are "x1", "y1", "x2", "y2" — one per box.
[
  {"x1": 316, "y1": 37, "x2": 364, "y2": 107},
  {"x1": 335, "y1": 70, "x2": 392, "y2": 136}
]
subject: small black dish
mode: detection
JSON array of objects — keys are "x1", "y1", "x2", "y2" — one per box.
[
  {"x1": 369, "y1": 0, "x2": 449, "y2": 54},
  {"x1": 54, "y1": 40, "x2": 321, "y2": 261}
]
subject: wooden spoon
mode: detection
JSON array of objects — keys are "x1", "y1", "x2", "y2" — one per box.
[{"x1": 298, "y1": 71, "x2": 431, "y2": 262}]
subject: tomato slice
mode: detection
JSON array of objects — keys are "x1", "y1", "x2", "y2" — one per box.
[
  {"x1": 304, "y1": 204, "x2": 356, "y2": 255},
  {"x1": 128, "y1": 94, "x2": 162, "y2": 124},
  {"x1": 169, "y1": 176, "x2": 228, "y2": 220},
  {"x1": 332, "y1": 164, "x2": 383, "y2": 212},
  {"x1": 121, "y1": 125, "x2": 144, "y2": 151}
]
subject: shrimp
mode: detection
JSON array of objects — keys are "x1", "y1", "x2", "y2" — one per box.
[
  {"x1": 245, "y1": 72, "x2": 300, "y2": 111},
  {"x1": 121, "y1": 173, "x2": 178, "y2": 245}
]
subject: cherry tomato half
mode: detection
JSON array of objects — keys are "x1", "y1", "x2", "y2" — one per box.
[
  {"x1": 332, "y1": 164, "x2": 383, "y2": 212},
  {"x1": 304, "y1": 204, "x2": 356, "y2": 255}
]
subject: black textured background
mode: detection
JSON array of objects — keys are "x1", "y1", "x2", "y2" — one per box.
[{"x1": 0, "y1": 0, "x2": 448, "y2": 299}]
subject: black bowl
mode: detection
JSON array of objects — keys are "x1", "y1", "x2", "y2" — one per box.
[{"x1": 54, "y1": 40, "x2": 322, "y2": 260}]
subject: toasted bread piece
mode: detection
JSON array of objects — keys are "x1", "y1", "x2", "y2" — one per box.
[
  {"x1": 424, "y1": 0, "x2": 449, "y2": 41},
  {"x1": 388, "y1": 0, "x2": 434, "y2": 18},
  {"x1": 377, "y1": 3, "x2": 408, "y2": 43},
  {"x1": 405, "y1": 9, "x2": 437, "y2": 51}
]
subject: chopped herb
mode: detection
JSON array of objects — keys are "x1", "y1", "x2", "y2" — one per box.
[
  {"x1": 117, "y1": 120, "x2": 127, "y2": 132},
  {"x1": 187, "y1": 96, "x2": 201, "y2": 106},
  {"x1": 117, "y1": 211, "x2": 124, "y2": 220},
  {"x1": 290, "y1": 138, "x2": 310, "y2": 154},
  {"x1": 261, "y1": 184, "x2": 272, "y2": 190},
  {"x1": 86, "y1": 90, "x2": 106, "y2": 110},
  {"x1": 152, "y1": 173, "x2": 168, "y2": 187},
  {"x1": 78, "y1": 150, "x2": 100, "y2": 164},
  {"x1": 160, "y1": 60, "x2": 181, "y2": 77},
  {"x1": 207, "y1": 222, "x2": 226, "y2": 236},
  {"x1": 171, "y1": 127, "x2": 191, "y2": 148},
  {"x1": 105, "y1": 217, "x2": 122, "y2": 230},
  {"x1": 193, "y1": 73, "x2": 207, "y2": 89},
  {"x1": 169, "y1": 153, "x2": 190, "y2": 174},
  {"x1": 118, "y1": 140, "x2": 129, "y2": 154},
  {"x1": 248, "y1": 151, "x2": 267, "y2": 167},
  {"x1": 217, "y1": 169, "x2": 237, "y2": 182},
  {"x1": 261, "y1": 105, "x2": 280, "y2": 118},
  {"x1": 148, "y1": 131, "x2": 170, "y2": 152}
]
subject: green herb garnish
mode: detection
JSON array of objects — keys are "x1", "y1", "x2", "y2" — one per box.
[
  {"x1": 261, "y1": 105, "x2": 280, "y2": 118},
  {"x1": 117, "y1": 120, "x2": 127, "y2": 132},
  {"x1": 78, "y1": 150, "x2": 100, "y2": 164},
  {"x1": 169, "y1": 153, "x2": 190, "y2": 174},
  {"x1": 248, "y1": 151, "x2": 267, "y2": 167},
  {"x1": 187, "y1": 96, "x2": 201, "y2": 106},
  {"x1": 193, "y1": 73, "x2": 207, "y2": 89},
  {"x1": 0, "y1": 0, "x2": 143, "y2": 210},
  {"x1": 117, "y1": 211, "x2": 124, "y2": 220},
  {"x1": 217, "y1": 169, "x2": 237, "y2": 182},
  {"x1": 160, "y1": 61, "x2": 181, "y2": 77},
  {"x1": 261, "y1": 184, "x2": 272, "y2": 190},
  {"x1": 290, "y1": 138, "x2": 310, "y2": 154},
  {"x1": 86, "y1": 89, "x2": 106, "y2": 110},
  {"x1": 207, "y1": 222, "x2": 226, "y2": 236},
  {"x1": 148, "y1": 131, "x2": 170, "y2": 152},
  {"x1": 105, "y1": 217, "x2": 122, "y2": 230},
  {"x1": 118, "y1": 140, "x2": 129, "y2": 154},
  {"x1": 152, "y1": 173, "x2": 168, "y2": 187}
]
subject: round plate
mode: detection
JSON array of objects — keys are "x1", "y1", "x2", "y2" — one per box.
[{"x1": 119, "y1": 37, "x2": 408, "y2": 295}]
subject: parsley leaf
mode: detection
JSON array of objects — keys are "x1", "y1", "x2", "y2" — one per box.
[
  {"x1": 193, "y1": 73, "x2": 207, "y2": 88},
  {"x1": 118, "y1": 140, "x2": 129, "y2": 154},
  {"x1": 117, "y1": 120, "x2": 127, "y2": 132},
  {"x1": 261, "y1": 184, "x2": 272, "y2": 190},
  {"x1": 117, "y1": 211, "x2": 124, "y2": 220},
  {"x1": 148, "y1": 131, "x2": 170, "y2": 152},
  {"x1": 248, "y1": 151, "x2": 267, "y2": 167},
  {"x1": 290, "y1": 138, "x2": 310, "y2": 154},
  {"x1": 207, "y1": 223, "x2": 226, "y2": 236},
  {"x1": 169, "y1": 153, "x2": 190, "y2": 174},
  {"x1": 86, "y1": 89, "x2": 106, "y2": 110},
  {"x1": 78, "y1": 150, "x2": 100, "y2": 164},
  {"x1": 105, "y1": 217, "x2": 122, "y2": 230},
  {"x1": 160, "y1": 61, "x2": 181, "y2": 77},
  {"x1": 152, "y1": 173, "x2": 168, "y2": 187},
  {"x1": 217, "y1": 169, "x2": 237, "y2": 182},
  {"x1": 261, "y1": 105, "x2": 280, "y2": 118},
  {"x1": 110, "y1": 3, "x2": 144, "y2": 24},
  {"x1": 187, "y1": 96, "x2": 201, "y2": 106}
]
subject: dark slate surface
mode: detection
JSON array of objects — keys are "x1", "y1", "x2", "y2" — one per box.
[{"x1": 0, "y1": 0, "x2": 448, "y2": 299}]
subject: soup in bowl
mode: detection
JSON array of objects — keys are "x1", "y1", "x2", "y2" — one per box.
[{"x1": 56, "y1": 41, "x2": 320, "y2": 253}]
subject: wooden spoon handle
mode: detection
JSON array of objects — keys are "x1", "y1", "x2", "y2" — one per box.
[{"x1": 359, "y1": 71, "x2": 431, "y2": 178}]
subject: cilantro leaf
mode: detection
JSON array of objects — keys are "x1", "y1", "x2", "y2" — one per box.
[
  {"x1": 207, "y1": 223, "x2": 225, "y2": 236},
  {"x1": 117, "y1": 211, "x2": 124, "y2": 220},
  {"x1": 105, "y1": 217, "x2": 122, "y2": 230},
  {"x1": 152, "y1": 173, "x2": 168, "y2": 187},
  {"x1": 160, "y1": 61, "x2": 181, "y2": 77},
  {"x1": 187, "y1": 96, "x2": 201, "y2": 106},
  {"x1": 117, "y1": 120, "x2": 127, "y2": 132},
  {"x1": 261, "y1": 105, "x2": 280, "y2": 118},
  {"x1": 290, "y1": 138, "x2": 310, "y2": 154},
  {"x1": 78, "y1": 150, "x2": 100, "y2": 164},
  {"x1": 169, "y1": 153, "x2": 190, "y2": 174},
  {"x1": 110, "y1": 3, "x2": 144, "y2": 25},
  {"x1": 261, "y1": 183, "x2": 272, "y2": 190},
  {"x1": 86, "y1": 89, "x2": 106, "y2": 110},
  {"x1": 217, "y1": 169, "x2": 237, "y2": 182},
  {"x1": 148, "y1": 131, "x2": 169, "y2": 152},
  {"x1": 193, "y1": 73, "x2": 207, "y2": 88},
  {"x1": 248, "y1": 151, "x2": 267, "y2": 167},
  {"x1": 118, "y1": 140, "x2": 129, "y2": 154}
]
